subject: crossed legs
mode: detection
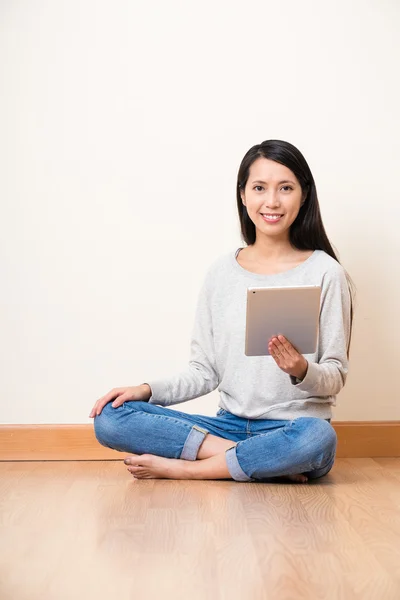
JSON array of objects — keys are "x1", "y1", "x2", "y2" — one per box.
[
  {"x1": 123, "y1": 434, "x2": 309, "y2": 482},
  {"x1": 94, "y1": 402, "x2": 336, "y2": 483}
]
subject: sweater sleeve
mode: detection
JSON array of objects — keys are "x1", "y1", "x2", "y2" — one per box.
[
  {"x1": 289, "y1": 264, "x2": 352, "y2": 396},
  {"x1": 145, "y1": 270, "x2": 220, "y2": 406}
]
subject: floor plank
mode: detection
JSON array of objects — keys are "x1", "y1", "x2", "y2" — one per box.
[{"x1": 1, "y1": 459, "x2": 400, "y2": 600}]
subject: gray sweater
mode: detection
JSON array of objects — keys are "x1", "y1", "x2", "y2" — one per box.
[{"x1": 147, "y1": 248, "x2": 352, "y2": 420}]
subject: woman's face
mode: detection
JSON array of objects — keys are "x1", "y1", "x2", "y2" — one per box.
[{"x1": 240, "y1": 157, "x2": 305, "y2": 240}]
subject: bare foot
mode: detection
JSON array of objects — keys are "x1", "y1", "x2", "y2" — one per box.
[
  {"x1": 278, "y1": 473, "x2": 308, "y2": 483},
  {"x1": 124, "y1": 454, "x2": 192, "y2": 480},
  {"x1": 123, "y1": 454, "x2": 308, "y2": 483}
]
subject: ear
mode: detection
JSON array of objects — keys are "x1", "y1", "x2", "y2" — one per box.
[{"x1": 301, "y1": 188, "x2": 308, "y2": 206}]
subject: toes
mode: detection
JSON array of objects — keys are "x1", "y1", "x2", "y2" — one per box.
[
  {"x1": 124, "y1": 454, "x2": 153, "y2": 466},
  {"x1": 124, "y1": 454, "x2": 141, "y2": 465},
  {"x1": 281, "y1": 473, "x2": 308, "y2": 483},
  {"x1": 127, "y1": 466, "x2": 144, "y2": 474},
  {"x1": 291, "y1": 474, "x2": 308, "y2": 483},
  {"x1": 129, "y1": 468, "x2": 151, "y2": 479}
]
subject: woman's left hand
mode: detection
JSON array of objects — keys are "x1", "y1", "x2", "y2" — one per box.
[{"x1": 268, "y1": 335, "x2": 308, "y2": 381}]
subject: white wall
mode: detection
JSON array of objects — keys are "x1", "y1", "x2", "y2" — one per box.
[{"x1": 1, "y1": 0, "x2": 399, "y2": 424}]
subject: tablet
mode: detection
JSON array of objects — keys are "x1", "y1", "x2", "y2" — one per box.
[{"x1": 245, "y1": 285, "x2": 321, "y2": 356}]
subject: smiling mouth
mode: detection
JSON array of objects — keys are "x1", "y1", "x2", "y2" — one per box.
[{"x1": 260, "y1": 213, "x2": 284, "y2": 221}]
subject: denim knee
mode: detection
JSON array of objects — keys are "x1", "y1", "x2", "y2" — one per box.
[
  {"x1": 94, "y1": 402, "x2": 124, "y2": 449},
  {"x1": 297, "y1": 417, "x2": 337, "y2": 464}
]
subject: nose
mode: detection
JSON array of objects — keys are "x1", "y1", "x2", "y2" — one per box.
[{"x1": 263, "y1": 191, "x2": 281, "y2": 208}]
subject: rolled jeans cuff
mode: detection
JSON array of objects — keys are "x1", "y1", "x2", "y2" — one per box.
[
  {"x1": 225, "y1": 447, "x2": 254, "y2": 482},
  {"x1": 180, "y1": 425, "x2": 208, "y2": 461}
]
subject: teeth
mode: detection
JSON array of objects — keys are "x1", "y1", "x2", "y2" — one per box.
[{"x1": 262, "y1": 214, "x2": 282, "y2": 219}]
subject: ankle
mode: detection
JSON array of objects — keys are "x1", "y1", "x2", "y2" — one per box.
[{"x1": 197, "y1": 438, "x2": 237, "y2": 460}]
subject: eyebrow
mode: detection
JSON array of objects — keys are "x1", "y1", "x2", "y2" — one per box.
[{"x1": 251, "y1": 179, "x2": 296, "y2": 185}]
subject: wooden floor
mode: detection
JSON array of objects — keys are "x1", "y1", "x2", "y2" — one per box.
[{"x1": 1, "y1": 459, "x2": 400, "y2": 600}]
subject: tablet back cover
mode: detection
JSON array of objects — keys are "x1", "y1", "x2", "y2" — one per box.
[{"x1": 245, "y1": 286, "x2": 321, "y2": 356}]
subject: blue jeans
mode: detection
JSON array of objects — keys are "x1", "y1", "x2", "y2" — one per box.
[{"x1": 94, "y1": 402, "x2": 337, "y2": 482}]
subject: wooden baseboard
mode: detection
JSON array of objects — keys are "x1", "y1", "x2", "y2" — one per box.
[
  {"x1": 1, "y1": 422, "x2": 400, "y2": 461},
  {"x1": 0, "y1": 425, "x2": 121, "y2": 461}
]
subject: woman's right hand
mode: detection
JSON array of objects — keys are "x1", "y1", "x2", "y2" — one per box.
[{"x1": 89, "y1": 384, "x2": 152, "y2": 418}]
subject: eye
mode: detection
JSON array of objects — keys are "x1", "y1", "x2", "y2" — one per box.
[
  {"x1": 254, "y1": 185, "x2": 264, "y2": 191},
  {"x1": 281, "y1": 186, "x2": 293, "y2": 192}
]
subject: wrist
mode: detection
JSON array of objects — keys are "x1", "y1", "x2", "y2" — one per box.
[
  {"x1": 292, "y1": 359, "x2": 308, "y2": 381},
  {"x1": 140, "y1": 383, "x2": 152, "y2": 401}
]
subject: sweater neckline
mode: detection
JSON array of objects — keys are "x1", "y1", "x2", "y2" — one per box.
[{"x1": 231, "y1": 247, "x2": 320, "y2": 280}]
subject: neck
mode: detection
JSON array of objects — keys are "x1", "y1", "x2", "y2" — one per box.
[{"x1": 251, "y1": 233, "x2": 294, "y2": 261}]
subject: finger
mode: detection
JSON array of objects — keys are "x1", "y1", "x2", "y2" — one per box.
[
  {"x1": 268, "y1": 342, "x2": 282, "y2": 361},
  {"x1": 274, "y1": 335, "x2": 287, "y2": 349},
  {"x1": 94, "y1": 389, "x2": 121, "y2": 416},
  {"x1": 112, "y1": 394, "x2": 128, "y2": 408},
  {"x1": 89, "y1": 397, "x2": 107, "y2": 418},
  {"x1": 95, "y1": 397, "x2": 115, "y2": 415},
  {"x1": 268, "y1": 337, "x2": 278, "y2": 348},
  {"x1": 278, "y1": 335, "x2": 299, "y2": 356},
  {"x1": 268, "y1": 336, "x2": 279, "y2": 349},
  {"x1": 268, "y1": 341, "x2": 276, "y2": 356},
  {"x1": 269, "y1": 338, "x2": 282, "y2": 356},
  {"x1": 275, "y1": 336, "x2": 292, "y2": 355},
  {"x1": 89, "y1": 400, "x2": 102, "y2": 418}
]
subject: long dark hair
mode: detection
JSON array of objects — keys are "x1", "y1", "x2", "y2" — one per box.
[{"x1": 236, "y1": 139, "x2": 355, "y2": 355}]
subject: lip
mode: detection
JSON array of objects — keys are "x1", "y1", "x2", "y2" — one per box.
[{"x1": 261, "y1": 214, "x2": 284, "y2": 223}]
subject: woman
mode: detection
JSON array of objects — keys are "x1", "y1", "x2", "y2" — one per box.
[{"x1": 90, "y1": 139, "x2": 355, "y2": 483}]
